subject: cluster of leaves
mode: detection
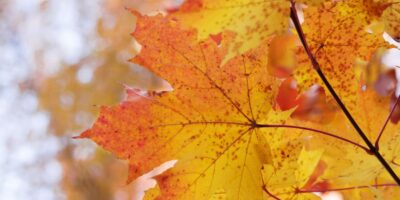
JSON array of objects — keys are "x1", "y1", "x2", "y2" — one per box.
[{"x1": 78, "y1": 0, "x2": 400, "y2": 199}]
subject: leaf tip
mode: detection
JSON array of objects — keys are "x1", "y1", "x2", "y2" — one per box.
[
  {"x1": 126, "y1": 7, "x2": 142, "y2": 18},
  {"x1": 73, "y1": 129, "x2": 92, "y2": 139}
]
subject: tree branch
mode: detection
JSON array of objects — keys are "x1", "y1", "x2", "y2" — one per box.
[{"x1": 289, "y1": 0, "x2": 400, "y2": 185}]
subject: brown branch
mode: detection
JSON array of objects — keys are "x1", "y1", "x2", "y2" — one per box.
[{"x1": 289, "y1": 0, "x2": 400, "y2": 185}]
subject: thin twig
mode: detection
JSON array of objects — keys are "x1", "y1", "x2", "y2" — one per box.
[
  {"x1": 256, "y1": 124, "x2": 368, "y2": 151},
  {"x1": 289, "y1": 0, "x2": 400, "y2": 185},
  {"x1": 261, "y1": 177, "x2": 281, "y2": 200},
  {"x1": 296, "y1": 183, "x2": 398, "y2": 193},
  {"x1": 375, "y1": 95, "x2": 400, "y2": 150}
]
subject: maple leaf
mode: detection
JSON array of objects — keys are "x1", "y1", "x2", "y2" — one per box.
[
  {"x1": 381, "y1": 3, "x2": 400, "y2": 40},
  {"x1": 368, "y1": 0, "x2": 400, "y2": 40},
  {"x1": 80, "y1": 12, "x2": 279, "y2": 199},
  {"x1": 168, "y1": 0, "x2": 337, "y2": 62},
  {"x1": 76, "y1": 11, "x2": 371, "y2": 199},
  {"x1": 293, "y1": 0, "x2": 392, "y2": 108},
  {"x1": 261, "y1": 148, "x2": 323, "y2": 200},
  {"x1": 298, "y1": 90, "x2": 400, "y2": 199},
  {"x1": 169, "y1": 0, "x2": 291, "y2": 62},
  {"x1": 75, "y1": 1, "x2": 400, "y2": 199}
]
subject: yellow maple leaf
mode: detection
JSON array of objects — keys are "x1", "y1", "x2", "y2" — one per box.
[
  {"x1": 169, "y1": 0, "x2": 291, "y2": 63},
  {"x1": 76, "y1": 12, "x2": 359, "y2": 199},
  {"x1": 294, "y1": 0, "x2": 391, "y2": 108},
  {"x1": 362, "y1": 0, "x2": 400, "y2": 40},
  {"x1": 76, "y1": 1, "x2": 400, "y2": 199}
]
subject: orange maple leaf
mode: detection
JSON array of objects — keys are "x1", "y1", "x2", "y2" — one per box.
[
  {"x1": 77, "y1": 1, "x2": 400, "y2": 199},
  {"x1": 77, "y1": 11, "x2": 357, "y2": 199}
]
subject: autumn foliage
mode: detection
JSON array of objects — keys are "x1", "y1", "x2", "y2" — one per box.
[{"x1": 78, "y1": 0, "x2": 400, "y2": 199}]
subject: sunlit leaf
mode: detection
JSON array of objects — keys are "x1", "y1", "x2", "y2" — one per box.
[
  {"x1": 76, "y1": 1, "x2": 400, "y2": 199},
  {"x1": 77, "y1": 12, "x2": 336, "y2": 199}
]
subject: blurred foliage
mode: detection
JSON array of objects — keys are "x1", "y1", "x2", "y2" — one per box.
[
  {"x1": 37, "y1": 0, "x2": 179, "y2": 199},
  {"x1": 59, "y1": 145, "x2": 130, "y2": 200}
]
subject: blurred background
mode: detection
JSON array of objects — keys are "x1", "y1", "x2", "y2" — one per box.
[{"x1": 0, "y1": 0, "x2": 181, "y2": 199}]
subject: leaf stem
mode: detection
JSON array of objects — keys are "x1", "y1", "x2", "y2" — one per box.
[
  {"x1": 262, "y1": 186, "x2": 281, "y2": 200},
  {"x1": 295, "y1": 183, "x2": 398, "y2": 193},
  {"x1": 289, "y1": 0, "x2": 400, "y2": 185},
  {"x1": 375, "y1": 94, "x2": 400, "y2": 150},
  {"x1": 257, "y1": 124, "x2": 368, "y2": 151},
  {"x1": 261, "y1": 178, "x2": 281, "y2": 200}
]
